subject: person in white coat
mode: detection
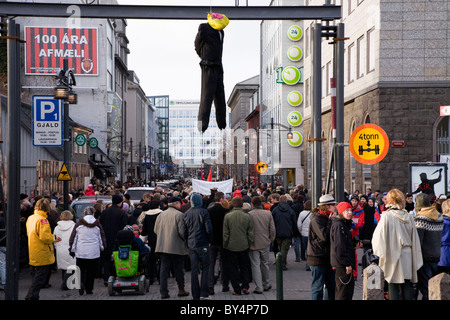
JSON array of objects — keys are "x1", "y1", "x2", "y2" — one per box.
[
  {"x1": 69, "y1": 206, "x2": 106, "y2": 295},
  {"x1": 53, "y1": 210, "x2": 76, "y2": 290},
  {"x1": 372, "y1": 188, "x2": 423, "y2": 300}
]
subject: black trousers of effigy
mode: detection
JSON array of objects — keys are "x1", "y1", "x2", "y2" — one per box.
[{"x1": 198, "y1": 64, "x2": 227, "y2": 132}]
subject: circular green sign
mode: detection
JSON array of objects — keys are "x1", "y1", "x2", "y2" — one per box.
[
  {"x1": 282, "y1": 66, "x2": 301, "y2": 85},
  {"x1": 287, "y1": 131, "x2": 303, "y2": 147},
  {"x1": 287, "y1": 111, "x2": 303, "y2": 127},
  {"x1": 88, "y1": 137, "x2": 98, "y2": 149},
  {"x1": 287, "y1": 45, "x2": 303, "y2": 62},
  {"x1": 287, "y1": 90, "x2": 303, "y2": 107},
  {"x1": 75, "y1": 134, "x2": 86, "y2": 146},
  {"x1": 287, "y1": 25, "x2": 303, "y2": 41}
]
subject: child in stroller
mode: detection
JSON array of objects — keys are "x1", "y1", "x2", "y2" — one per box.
[{"x1": 107, "y1": 225, "x2": 150, "y2": 295}]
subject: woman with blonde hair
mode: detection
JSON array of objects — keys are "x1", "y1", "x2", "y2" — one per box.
[
  {"x1": 25, "y1": 198, "x2": 61, "y2": 300},
  {"x1": 372, "y1": 188, "x2": 423, "y2": 300}
]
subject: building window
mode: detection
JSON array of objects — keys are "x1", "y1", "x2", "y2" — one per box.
[
  {"x1": 348, "y1": 0, "x2": 355, "y2": 15},
  {"x1": 348, "y1": 43, "x2": 355, "y2": 84},
  {"x1": 326, "y1": 61, "x2": 332, "y2": 96},
  {"x1": 305, "y1": 78, "x2": 310, "y2": 108},
  {"x1": 321, "y1": 66, "x2": 326, "y2": 98},
  {"x1": 367, "y1": 27, "x2": 376, "y2": 73},
  {"x1": 357, "y1": 35, "x2": 365, "y2": 79},
  {"x1": 436, "y1": 117, "x2": 450, "y2": 158},
  {"x1": 305, "y1": 27, "x2": 309, "y2": 58}
]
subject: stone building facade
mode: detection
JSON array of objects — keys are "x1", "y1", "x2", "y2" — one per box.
[
  {"x1": 304, "y1": 86, "x2": 450, "y2": 194},
  {"x1": 301, "y1": 0, "x2": 450, "y2": 195}
]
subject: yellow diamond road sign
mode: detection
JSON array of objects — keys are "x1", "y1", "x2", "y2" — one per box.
[
  {"x1": 349, "y1": 124, "x2": 389, "y2": 165},
  {"x1": 57, "y1": 163, "x2": 72, "y2": 181}
]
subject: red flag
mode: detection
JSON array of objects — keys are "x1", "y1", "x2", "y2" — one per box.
[
  {"x1": 201, "y1": 163, "x2": 203, "y2": 180},
  {"x1": 207, "y1": 168, "x2": 212, "y2": 182}
]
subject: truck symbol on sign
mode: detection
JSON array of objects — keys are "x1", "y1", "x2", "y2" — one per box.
[{"x1": 358, "y1": 140, "x2": 380, "y2": 156}]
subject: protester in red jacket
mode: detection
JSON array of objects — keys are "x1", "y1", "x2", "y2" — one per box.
[{"x1": 84, "y1": 184, "x2": 95, "y2": 196}]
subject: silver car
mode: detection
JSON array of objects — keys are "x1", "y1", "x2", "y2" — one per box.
[{"x1": 71, "y1": 195, "x2": 112, "y2": 220}]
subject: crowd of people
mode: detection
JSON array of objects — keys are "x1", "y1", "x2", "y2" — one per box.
[{"x1": 0, "y1": 181, "x2": 449, "y2": 300}]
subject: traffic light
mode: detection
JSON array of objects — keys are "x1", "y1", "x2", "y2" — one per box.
[{"x1": 321, "y1": 25, "x2": 337, "y2": 40}]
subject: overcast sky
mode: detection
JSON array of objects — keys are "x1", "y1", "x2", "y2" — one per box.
[{"x1": 118, "y1": 0, "x2": 271, "y2": 101}]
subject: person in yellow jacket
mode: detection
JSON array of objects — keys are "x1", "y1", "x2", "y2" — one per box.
[{"x1": 25, "y1": 198, "x2": 61, "y2": 300}]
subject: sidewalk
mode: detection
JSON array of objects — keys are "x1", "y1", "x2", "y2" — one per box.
[{"x1": 0, "y1": 247, "x2": 363, "y2": 301}]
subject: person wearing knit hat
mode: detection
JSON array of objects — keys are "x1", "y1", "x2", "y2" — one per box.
[
  {"x1": 336, "y1": 202, "x2": 352, "y2": 217},
  {"x1": 414, "y1": 193, "x2": 431, "y2": 214},
  {"x1": 112, "y1": 194, "x2": 123, "y2": 206},
  {"x1": 414, "y1": 193, "x2": 443, "y2": 300},
  {"x1": 330, "y1": 201, "x2": 360, "y2": 300}
]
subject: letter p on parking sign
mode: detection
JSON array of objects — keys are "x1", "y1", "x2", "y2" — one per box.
[{"x1": 32, "y1": 95, "x2": 63, "y2": 147}]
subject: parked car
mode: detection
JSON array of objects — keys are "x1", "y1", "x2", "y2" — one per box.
[
  {"x1": 71, "y1": 195, "x2": 112, "y2": 221},
  {"x1": 124, "y1": 187, "x2": 155, "y2": 206}
]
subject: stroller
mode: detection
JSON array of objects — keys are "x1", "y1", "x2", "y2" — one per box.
[{"x1": 107, "y1": 230, "x2": 149, "y2": 296}]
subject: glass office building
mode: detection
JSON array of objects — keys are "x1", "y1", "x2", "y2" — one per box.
[
  {"x1": 168, "y1": 100, "x2": 225, "y2": 170},
  {"x1": 148, "y1": 95, "x2": 170, "y2": 174}
]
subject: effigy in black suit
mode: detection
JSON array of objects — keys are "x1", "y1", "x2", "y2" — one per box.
[{"x1": 194, "y1": 13, "x2": 229, "y2": 133}]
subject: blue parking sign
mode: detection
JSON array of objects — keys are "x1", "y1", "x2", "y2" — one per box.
[{"x1": 32, "y1": 95, "x2": 63, "y2": 146}]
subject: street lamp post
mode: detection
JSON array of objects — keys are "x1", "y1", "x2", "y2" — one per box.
[
  {"x1": 129, "y1": 137, "x2": 133, "y2": 181},
  {"x1": 105, "y1": 132, "x2": 124, "y2": 184},
  {"x1": 54, "y1": 58, "x2": 76, "y2": 210}
]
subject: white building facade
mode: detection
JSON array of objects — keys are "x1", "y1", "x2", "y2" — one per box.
[{"x1": 260, "y1": 0, "x2": 305, "y2": 189}]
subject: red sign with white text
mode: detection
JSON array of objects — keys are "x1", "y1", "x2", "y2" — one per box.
[
  {"x1": 25, "y1": 27, "x2": 98, "y2": 75},
  {"x1": 441, "y1": 106, "x2": 450, "y2": 116}
]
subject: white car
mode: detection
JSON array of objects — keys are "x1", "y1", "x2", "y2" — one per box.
[{"x1": 124, "y1": 187, "x2": 155, "y2": 205}]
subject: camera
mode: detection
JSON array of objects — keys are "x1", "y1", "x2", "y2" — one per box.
[{"x1": 353, "y1": 236, "x2": 371, "y2": 248}]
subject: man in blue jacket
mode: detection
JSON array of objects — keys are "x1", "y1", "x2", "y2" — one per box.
[{"x1": 183, "y1": 193, "x2": 213, "y2": 300}]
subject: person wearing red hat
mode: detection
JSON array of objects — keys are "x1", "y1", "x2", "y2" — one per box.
[{"x1": 330, "y1": 202, "x2": 362, "y2": 300}]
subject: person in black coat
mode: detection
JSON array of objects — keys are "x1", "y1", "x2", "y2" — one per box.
[
  {"x1": 206, "y1": 192, "x2": 230, "y2": 294},
  {"x1": 140, "y1": 200, "x2": 163, "y2": 284},
  {"x1": 99, "y1": 194, "x2": 127, "y2": 284},
  {"x1": 331, "y1": 202, "x2": 362, "y2": 300},
  {"x1": 290, "y1": 193, "x2": 304, "y2": 261},
  {"x1": 194, "y1": 16, "x2": 228, "y2": 132},
  {"x1": 127, "y1": 202, "x2": 144, "y2": 226}
]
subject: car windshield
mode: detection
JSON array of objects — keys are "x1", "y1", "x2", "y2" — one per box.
[{"x1": 72, "y1": 202, "x2": 98, "y2": 220}]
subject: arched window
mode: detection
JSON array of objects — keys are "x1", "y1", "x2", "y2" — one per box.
[{"x1": 436, "y1": 117, "x2": 450, "y2": 159}]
